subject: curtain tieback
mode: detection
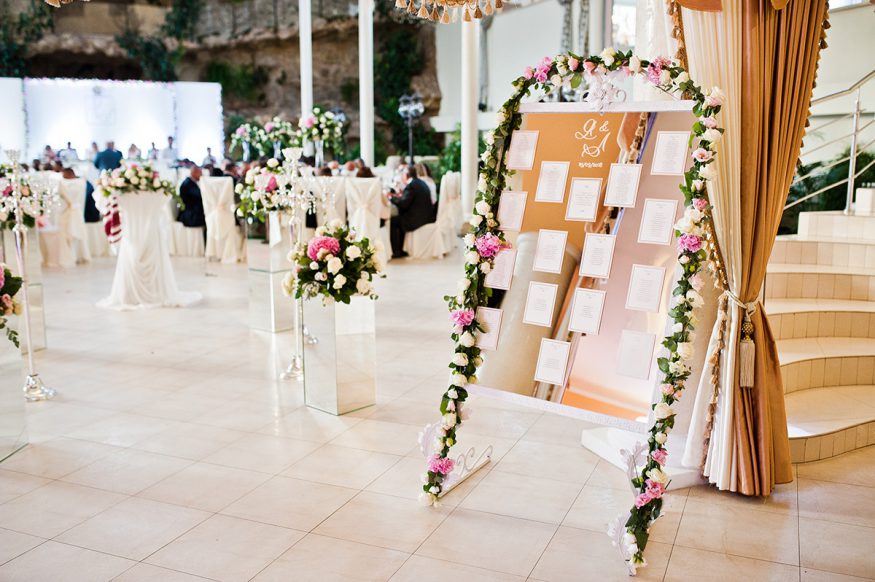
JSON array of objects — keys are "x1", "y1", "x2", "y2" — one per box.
[{"x1": 723, "y1": 291, "x2": 757, "y2": 389}]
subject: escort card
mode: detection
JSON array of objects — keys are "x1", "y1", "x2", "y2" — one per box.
[
  {"x1": 579, "y1": 233, "x2": 616, "y2": 279},
  {"x1": 533, "y1": 229, "x2": 568, "y2": 274},
  {"x1": 625, "y1": 265, "x2": 667, "y2": 313},
  {"x1": 617, "y1": 330, "x2": 656, "y2": 380},
  {"x1": 506, "y1": 130, "x2": 539, "y2": 171},
  {"x1": 475, "y1": 306, "x2": 503, "y2": 351},
  {"x1": 523, "y1": 281, "x2": 558, "y2": 328},
  {"x1": 534, "y1": 161, "x2": 570, "y2": 203},
  {"x1": 651, "y1": 131, "x2": 690, "y2": 175},
  {"x1": 565, "y1": 177, "x2": 602, "y2": 222},
  {"x1": 604, "y1": 163, "x2": 642, "y2": 208},
  {"x1": 484, "y1": 248, "x2": 516, "y2": 290},
  {"x1": 568, "y1": 288, "x2": 607, "y2": 335},
  {"x1": 534, "y1": 338, "x2": 572, "y2": 386},
  {"x1": 637, "y1": 198, "x2": 678, "y2": 245},
  {"x1": 497, "y1": 191, "x2": 528, "y2": 232}
]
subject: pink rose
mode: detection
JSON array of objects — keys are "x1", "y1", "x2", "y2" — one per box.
[
  {"x1": 692, "y1": 148, "x2": 713, "y2": 163},
  {"x1": 523, "y1": 66, "x2": 534, "y2": 80},
  {"x1": 677, "y1": 234, "x2": 702, "y2": 253},
  {"x1": 305, "y1": 116, "x2": 316, "y2": 129},
  {"x1": 0, "y1": 268, "x2": 5, "y2": 290},
  {"x1": 692, "y1": 197, "x2": 707, "y2": 210},
  {"x1": 651, "y1": 449, "x2": 668, "y2": 466},
  {"x1": 235, "y1": 126, "x2": 246, "y2": 136},
  {"x1": 535, "y1": 70, "x2": 548, "y2": 84},
  {"x1": 307, "y1": 235, "x2": 341, "y2": 261},
  {"x1": 567, "y1": 57, "x2": 579, "y2": 71},
  {"x1": 700, "y1": 116, "x2": 717, "y2": 129},
  {"x1": 583, "y1": 60, "x2": 596, "y2": 74},
  {"x1": 264, "y1": 175, "x2": 278, "y2": 193},
  {"x1": 689, "y1": 273, "x2": 704, "y2": 291},
  {"x1": 634, "y1": 492, "x2": 652, "y2": 508},
  {"x1": 660, "y1": 383, "x2": 675, "y2": 396},
  {"x1": 264, "y1": 122, "x2": 275, "y2": 133},
  {"x1": 450, "y1": 308, "x2": 475, "y2": 328},
  {"x1": 645, "y1": 478, "x2": 666, "y2": 498},
  {"x1": 646, "y1": 56, "x2": 671, "y2": 85},
  {"x1": 427, "y1": 454, "x2": 455, "y2": 476},
  {"x1": 0, "y1": 294, "x2": 10, "y2": 309}
]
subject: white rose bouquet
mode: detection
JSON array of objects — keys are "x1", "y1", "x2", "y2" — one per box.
[
  {"x1": 296, "y1": 106, "x2": 345, "y2": 154},
  {"x1": 235, "y1": 158, "x2": 293, "y2": 223},
  {"x1": 95, "y1": 161, "x2": 175, "y2": 200},
  {"x1": 0, "y1": 165, "x2": 54, "y2": 231},
  {"x1": 285, "y1": 220, "x2": 385, "y2": 304}
]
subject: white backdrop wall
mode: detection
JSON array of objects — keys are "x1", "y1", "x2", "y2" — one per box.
[
  {"x1": 0, "y1": 78, "x2": 224, "y2": 164},
  {"x1": 0, "y1": 78, "x2": 26, "y2": 164}
]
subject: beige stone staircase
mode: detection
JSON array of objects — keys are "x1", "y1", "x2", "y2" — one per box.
[{"x1": 767, "y1": 210, "x2": 875, "y2": 463}]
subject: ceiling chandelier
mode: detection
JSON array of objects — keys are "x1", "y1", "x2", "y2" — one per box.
[{"x1": 394, "y1": 0, "x2": 503, "y2": 23}]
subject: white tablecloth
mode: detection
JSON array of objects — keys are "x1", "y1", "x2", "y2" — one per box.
[{"x1": 97, "y1": 192, "x2": 201, "y2": 310}]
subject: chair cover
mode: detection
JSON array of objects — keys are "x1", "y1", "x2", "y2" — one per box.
[
  {"x1": 437, "y1": 171, "x2": 462, "y2": 251},
  {"x1": 201, "y1": 176, "x2": 244, "y2": 263},
  {"x1": 97, "y1": 192, "x2": 201, "y2": 310},
  {"x1": 404, "y1": 223, "x2": 447, "y2": 259},
  {"x1": 345, "y1": 178, "x2": 386, "y2": 262},
  {"x1": 85, "y1": 223, "x2": 110, "y2": 258},
  {"x1": 169, "y1": 178, "x2": 205, "y2": 258},
  {"x1": 59, "y1": 178, "x2": 91, "y2": 264}
]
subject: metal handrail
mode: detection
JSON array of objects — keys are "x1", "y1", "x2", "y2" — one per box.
[
  {"x1": 786, "y1": 157, "x2": 875, "y2": 210},
  {"x1": 811, "y1": 69, "x2": 875, "y2": 106}
]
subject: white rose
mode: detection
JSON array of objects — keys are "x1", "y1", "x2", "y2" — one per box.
[
  {"x1": 600, "y1": 47, "x2": 616, "y2": 67},
  {"x1": 659, "y1": 70, "x2": 671, "y2": 85},
  {"x1": 475, "y1": 200, "x2": 490, "y2": 215},
  {"x1": 550, "y1": 73, "x2": 563, "y2": 87},
  {"x1": 267, "y1": 158, "x2": 279, "y2": 168},
  {"x1": 309, "y1": 261, "x2": 319, "y2": 269},
  {"x1": 686, "y1": 290, "x2": 704, "y2": 308},
  {"x1": 447, "y1": 388, "x2": 459, "y2": 400},
  {"x1": 484, "y1": 132, "x2": 494, "y2": 145},
  {"x1": 458, "y1": 278, "x2": 471, "y2": 291},
  {"x1": 676, "y1": 71, "x2": 689, "y2": 84},
  {"x1": 677, "y1": 342, "x2": 694, "y2": 361},
  {"x1": 452, "y1": 353, "x2": 468, "y2": 367},
  {"x1": 329, "y1": 218, "x2": 344, "y2": 229},
  {"x1": 130, "y1": 176, "x2": 140, "y2": 185},
  {"x1": 452, "y1": 373, "x2": 467, "y2": 387},
  {"x1": 326, "y1": 257, "x2": 343, "y2": 274},
  {"x1": 699, "y1": 163, "x2": 717, "y2": 180},
  {"x1": 669, "y1": 360, "x2": 689, "y2": 375},
  {"x1": 332, "y1": 274, "x2": 347, "y2": 289},
  {"x1": 315, "y1": 226, "x2": 327, "y2": 236},
  {"x1": 629, "y1": 56, "x2": 642, "y2": 73},
  {"x1": 463, "y1": 233, "x2": 475, "y2": 247},
  {"x1": 653, "y1": 402, "x2": 673, "y2": 420},
  {"x1": 496, "y1": 108, "x2": 507, "y2": 124},
  {"x1": 646, "y1": 467, "x2": 669, "y2": 485},
  {"x1": 345, "y1": 245, "x2": 362, "y2": 259},
  {"x1": 315, "y1": 272, "x2": 327, "y2": 281},
  {"x1": 479, "y1": 263, "x2": 491, "y2": 274},
  {"x1": 465, "y1": 251, "x2": 480, "y2": 265},
  {"x1": 679, "y1": 255, "x2": 690, "y2": 265},
  {"x1": 477, "y1": 176, "x2": 487, "y2": 191},
  {"x1": 702, "y1": 128, "x2": 722, "y2": 143},
  {"x1": 153, "y1": 179, "x2": 162, "y2": 188},
  {"x1": 355, "y1": 278, "x2": 370, "y2": 294},
  {"x1": 460, "y1": 332, "x2": 476, "y2": 347},
  {"x1": 654, "y1": 432, "x2": 667, "y2": 445},
  {"x1": 684, "y1": 207, "x2": 704, "y2": 223},
  {"x1": 443, "y1": 412, "x2": 457, "y2": 427},
  {"x1": 470, "y1": 215, "x2": 483, "y2": 227}
]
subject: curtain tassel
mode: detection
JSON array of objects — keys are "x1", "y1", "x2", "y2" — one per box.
[
  {"x1": 739, "y1": 312, "x2": 755, "y2": 389},
  {"x1": 463, "y1": 5, "x2": 472, "y2": 21},
  {"x1": 417, "y1": 1, "x2": 430, "y2": 18},
  {"x1": 473, "y1": 2, "x2": 483, "y2": 18},
  {"x1": 440, "y1": 6, "x2": 450, "y2": 22},
  {"x1": 395, "y1": 0, "x2": 407, "y2": 9},
  {"x1": 483, "y1": 0, "x2": 493, "y2": 15},
  {"x1": 495, "y1": 0, "x2": 503, "y2": 8},
  {"x1": 406, "y1": 0, "x2": 416, "y2": 14}
]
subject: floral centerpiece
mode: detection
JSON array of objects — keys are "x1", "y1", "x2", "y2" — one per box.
[
  {"x1": 0, "y1": 165, "x2": 52, "y2": 230},
  {"x1": 235, "y1": 158, "x2": 292, "y2": 223},
  {"x1": 0, "y1": 263, "x2": 23, "y2": 346},
  {"x1": 263, "y1": 116, "x2": 301, "y2": 152},
  {"x1": 95, "y1": 161, "x2": 176, "y2": 198},
  {"x1": 230, "y1": 122, "x2": 267, "y2": 160},
  {"x1": 296, "y1": 106, "x2": 345, "y2": 154},
  {"x1": 284, "y1": 220, "x2": 385, "y2": 305}
]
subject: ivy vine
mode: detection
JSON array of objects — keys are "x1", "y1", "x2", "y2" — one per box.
[{"x1": 0, "y1": 2, "x2": 54, "y2": 77}]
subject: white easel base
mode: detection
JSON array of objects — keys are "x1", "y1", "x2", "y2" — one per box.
[
  {"x1": 581, "y1": 427, "x2": 704, "y2": 490},
  {"x1": 439, "y1": 446, "x2": 493, "y2": 497}
]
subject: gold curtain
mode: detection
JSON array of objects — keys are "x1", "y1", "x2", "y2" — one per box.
[{"x1": 732, "y1": 0, "x2": 829, "y2": 495}]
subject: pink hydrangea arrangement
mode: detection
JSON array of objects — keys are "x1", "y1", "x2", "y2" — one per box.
[
  {"x1": 427, "y1": 454, "x2": 455, "y2": 476},
  {"x1": 677, "y1": 234, "x2": 702, "y2": 253},
  {"x1": 450, "y1": 308, "x2": 475, "y2": 327},
  {"x1": 474, "y1": 233, "x2": 504, "y2": 258},
  {"x1": 307, "y1": 235, "x2": 341, "y2": 261}
]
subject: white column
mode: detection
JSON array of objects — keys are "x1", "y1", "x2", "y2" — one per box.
[
  {"x1": 299, "y1": 0, "x2": 314, "y2": 117},
  {"x1": 460, "y1": 20, "x2": 480, "y2": 221},
  {"x1": 358, "y1": 0, "x2": 375, "y2": 166},
  {"x1": 589, "y1": 0, "x2": 605, "y2": 51}
]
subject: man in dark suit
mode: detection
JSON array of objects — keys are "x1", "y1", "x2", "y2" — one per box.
[
  {"x1": 93, "y1": 141, "x2": 123, "y2": 172},
  {"x1": 390, "y1": 165, "x2": 435, "y2": 259},
  {"x1": 177, "y1": 166, "x2": 206, "y2": 228}
]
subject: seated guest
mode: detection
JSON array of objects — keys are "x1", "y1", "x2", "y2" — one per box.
[
  {"x1": 127, "y1": 143, "x2": 141, "y2": 159},
  {"x1": 31, "y1": 160, "x2": 41, "y2": 171},
  {"x1": 41, "y1": 145, "x2": 56, "y2": 165},
  {"x1": 356, "y1": 166, "x2": 375, "y2": 179},
  {"x1": 389, "y1": 165, "x2": 434, "y2": 259},
  {"x1": 58, "y1": 142, "x2": 79, "y2": 163},
  {"x1": 415, "y1": 162, "x2": 438, "y2": 206},
  {"x1": 51, "y1": 161, "x2": 64, "y2": 173},
  {"x1": 94, "y1": 141, "x2": 123, "y2": 172},
  {"x1": 202, "y1": 147, "x2": 217, "y2": 167},
  {"x1": 223, "y1": 161, "x2": 240, "y2": 181},
  {"x1": 177, "y1": 166, "x2": 205, "y2": 228},
  {"x1": 62, "y1": 168, "x2": 100, "y2": 223},
  {"x1": 341, "y1": 161, "x2": 357, "y2": 176},
  {"x1": 210, "y1": 166, "x2": 224, "y2": 177}
]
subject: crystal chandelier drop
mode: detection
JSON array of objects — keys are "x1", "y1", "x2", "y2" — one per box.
[{"x1": 394, "y1": 0, "x2": 503, "y2": 23}]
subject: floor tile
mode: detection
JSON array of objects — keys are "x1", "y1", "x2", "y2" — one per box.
[
  {"x1": 417, "y1": 508, "x2": 556, "y2": 576},
  {"x1": 0, "y1": 470, "x2": 50, "y2": 504},
  {"x1": 146, "y1": 514, "x2": 303, "y2": 582},
  {"x1": 495, "y1": 440, "x2": 599, "y2": 484},
  {"x1": 61, "y1": 448, "x2": 191, "y2": 495},
  {"x1": 390, "y1": 555, "x2": 525, "y2": 581},
  {"x1": 131, "y1": 423, "x2": 245, "y2": 460},
  {"x1": 798, "y1": 478, "x2": 875, "y2": 528},
  {"x1": 114, "y1": 563, "x2": 214, "y2": 581},
  {"x1": 460, "y1": 470, "x2": 581, "y2": 525},
  {"x1": 68, "y1": 413, "x2": 180, "y2": 448},
  {"x1": 203, "y1": 433, "x2": 321, "y2": 474},
  {"x1": 0, "y1": 528, "x2": 44, "y2": 566},
  {"x1": 329, "y1": 420, "x2": 423, "y2": 456},
  {"x1": 222, "y1": 475, "x2": 357, "y2": 530},
  {"x1": 0, "y1": 540, "x2": 134, "y2": 581},
  {"x1": 800, "y1": 517, "x2": 875, "y2": 579},
  {"x1": 801, "y1": 568, "x2": 874, "y2": 581},
  {"x1": 138, "y1": 461, "x2": 270, "y2": 512},
  {"x1": 56, "y1": 497, "x2": 209, "y2": 560},
  {"x1": 252, "y1": 533, "x2": 409, "y2": 581},
  {"x1": 664, "y1": 545, "x2": 799, "y2": 582},
  {"x1": 282, "y1": 444, "x2": 400, "y2": 489},
  {"x1": 258, "y1": 407, "x2": 361, "y2": 442},
  {"x1": 0, "y1": 438, "x2": 121, "y2": 479},
  {"x1": 315, "y1": 491, "x2": 451, "y2": 553}
]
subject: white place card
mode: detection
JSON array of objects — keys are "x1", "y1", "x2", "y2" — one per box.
[
  {"x1": 568, "y1": 288, "x2": 607, "y2": 335},
  {"x1": 579, "y1": 233, "x2": 617, "y2": 279},
  {"x1": 523, "y1": 281, "x2": 558, "y2": 328},
  {"x1": 497, "y1": 191, "x2": 528, "y2": 232},
  {"x1": 604, "y1": 163, "x2": 643, "y2": 208},
  {"x1": 534, "y1": 338, "x2": 572, "y2": 386},
  {"x1": 533, "y1": 229, "x2": 568, "y2": 274},
  {"x1": 651, "y1": 131, "x2": 690, "y2": 175},
  {"x1": 534, "y1": 161, "x2": 570, "y2": 203},
  {"x1": 617, "y1": 330, "x2": 656, "y2": 380},
  {"x1": 637, "y1": 198, "x2": 679, "y2": 245},
  {"x1": 475, "y1": 307, "x2": 503, "y2": 351},
  {"x1": 484, "y1": 248, "x2": 516, "y2": 290},
  {"x1": 565, "y1": 177, "x2": 602, "y2": 222},
  {"x1": 625, "y1": 265, "x2": 667, "y2": 313},
  {"x1": 506, "y1": 130, "x2": 539, "y2": 171}
]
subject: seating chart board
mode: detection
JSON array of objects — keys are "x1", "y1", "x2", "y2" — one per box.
[{"x1": 473, "y1": 101, "x2": 701, "y2": 432}]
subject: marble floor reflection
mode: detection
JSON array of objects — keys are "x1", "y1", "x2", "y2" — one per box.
[{"x1": 0, "y1": 251, "x2": 872, "y2": 581}]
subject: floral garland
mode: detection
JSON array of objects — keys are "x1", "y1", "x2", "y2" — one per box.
[
  {"x1": 0, "y1": 263, "x2": 23, "y2": 346},
  {"x1": 284, "y1": 220, "x2": 385, "y2": 305},
  {"x1": 234, "y1": 158, "x2": 294, "y2": 223},
  {"x1": 297, "y1": 106, "x2": 345, "y2": 154},
  {"x1": 95, "y1": 161, "x2": 176, "y2": 198},
  {"x1": 419, "y1": 48, "x2": 724, "y2": 575},
  {"x1": 0, "y1": 165, "x2": 49, "y2": 231}
]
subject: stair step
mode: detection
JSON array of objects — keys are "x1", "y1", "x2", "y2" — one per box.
[
  {"x1": 777, "y1": 337, "x2": 875, "y2": 365},
  {"x1": 768, "y1": 301, "x2": 875, "y2": 340},
  {"x1": 798, "y1": 210, "x2": 875, "y2": 240},
  {"x1": 765, "y1": 266, "x2": 875, "y2": 301},
  {"x1": 771, "y1": 236, "x2": 875, "y2": 269},
  {"x1": 787, "y1": 385, "x2": 875, "y2": 463}
]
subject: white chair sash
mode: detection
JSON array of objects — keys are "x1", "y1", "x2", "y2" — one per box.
[
  {"x1": 201, "y1": 176, "x2": 236, "y2": 241},
  {"x1": 344, "y1": 178, "x2": 382, "y2": 244}
]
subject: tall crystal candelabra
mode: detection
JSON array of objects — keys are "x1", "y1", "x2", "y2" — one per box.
[{"x1": 0, "y1": 150, "x2": 59, "y2": 401}]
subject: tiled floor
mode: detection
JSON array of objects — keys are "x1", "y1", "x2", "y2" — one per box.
[{"x1": 1, "y1": 253, "x2": 874, "y2": 581}]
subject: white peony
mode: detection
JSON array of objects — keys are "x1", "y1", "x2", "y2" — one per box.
[
  {"x1": 653, "y1": 402, "x2": 673, "y2": 420},
  {"x1": 460, "y1": 332, "x2": 476, "y2": 347},
  {"x1": 327, "y1": 257, "x2": 343, "y2": 274},
  {"x1": 345, "y1": 245, "x2": 362, "y2": 259},
  {"x1": 332, "y1": 274, "x2": 347, "y2": 289},
  {"x1": 676, "y1": 342, "x2": 694, "y2": 361}
]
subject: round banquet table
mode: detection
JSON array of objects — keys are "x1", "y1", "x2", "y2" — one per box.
[{"x1": 97, "y1": 191, "x2": 201, "y2": 310}]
